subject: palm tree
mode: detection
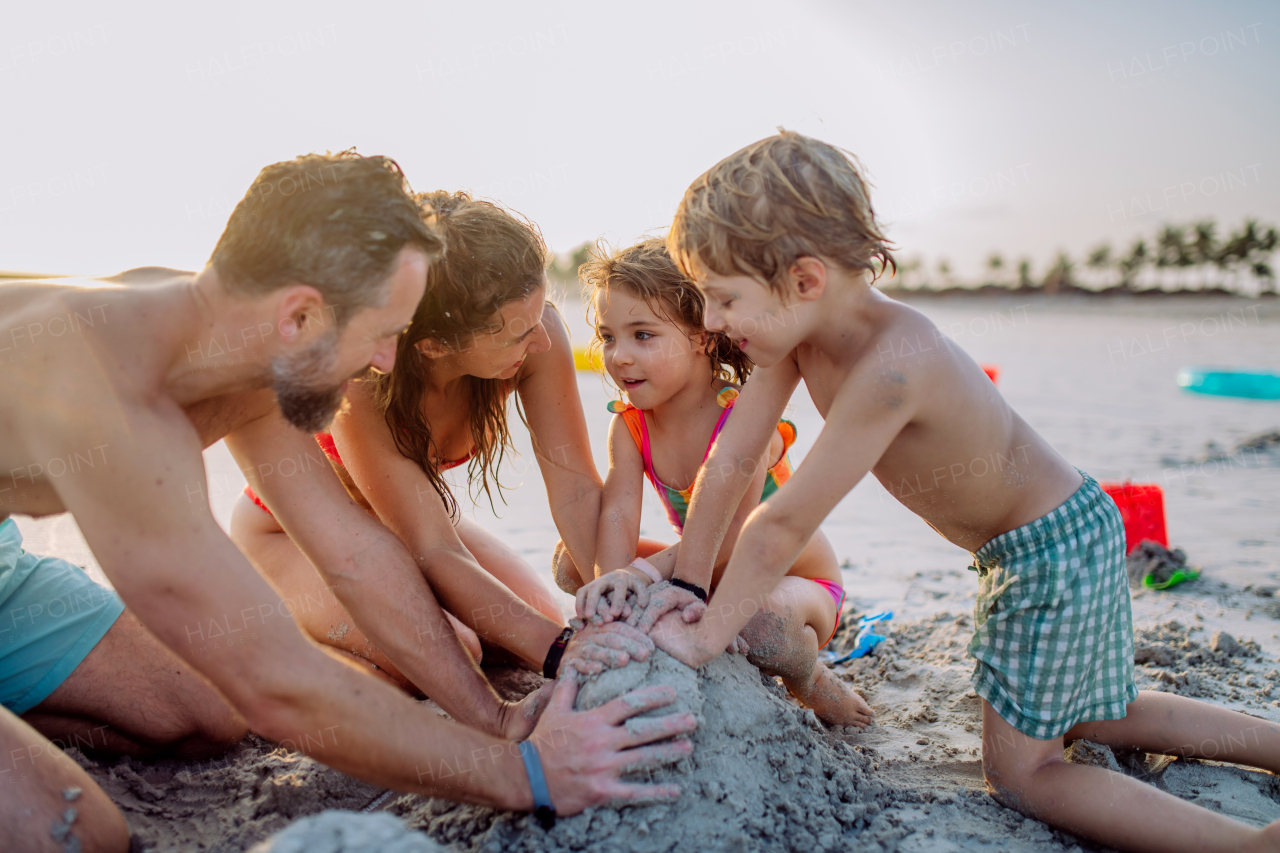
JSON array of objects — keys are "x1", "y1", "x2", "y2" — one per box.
[
  {"x1": 1117, "y1": 239, "x2": 1147, "y2": 289},
  {"x1": 985, "y1": 253, "x2": 1005, "y2": 287},
  {"x1": 1042, "y1": 252, "x2": 1074, "y2": 295},
  {"x1": 1017, "y1": 258, "x2": 1033, "y2": 290}
]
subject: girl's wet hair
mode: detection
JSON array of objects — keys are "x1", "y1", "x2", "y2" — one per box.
[
  {"x1": 580, "y1": 237, "x2": 752, "y2": 384},
  {"x1": 366, "y1": 190, "x2": 547, "y2": 516}
]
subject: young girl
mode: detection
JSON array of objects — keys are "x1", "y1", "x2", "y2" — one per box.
[{"x1": 568, "y1": 238, "x2": 872, "y2": 728}]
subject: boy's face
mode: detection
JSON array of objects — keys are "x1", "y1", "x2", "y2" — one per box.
[{"x1": 698, "y1": 272, "x2": 797, "y2": 369}]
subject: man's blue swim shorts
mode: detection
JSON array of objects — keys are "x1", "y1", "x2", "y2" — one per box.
[{"x1": 0, "y1": 518, "x2": 124, "y2": 714}]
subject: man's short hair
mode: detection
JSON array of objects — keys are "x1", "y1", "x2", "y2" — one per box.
[
  {"x1": 210, "y1": 150, "x2": 442, "y2": 325},
  {"x1": 668, "y1": 130, "x2": 895, "y2": 294}
]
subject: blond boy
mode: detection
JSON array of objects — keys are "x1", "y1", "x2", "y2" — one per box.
[{"x1": 640, "y1": 130, "x2": 1280, "y2": 853}]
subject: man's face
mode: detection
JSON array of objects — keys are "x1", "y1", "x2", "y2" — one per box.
[{"x1": 272, "y1": 247, "x2": 428, "y2": 431}]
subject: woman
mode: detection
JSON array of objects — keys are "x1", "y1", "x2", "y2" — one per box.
[{"x1": 230, "y1": 191, "x2": 602, "y2": 688}]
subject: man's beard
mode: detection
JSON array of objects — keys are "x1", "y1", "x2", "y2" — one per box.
[{"x1": 271, "y1": 332, "x2": 348, "y2": 433}]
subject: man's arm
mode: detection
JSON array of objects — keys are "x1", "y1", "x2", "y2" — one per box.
[
  {"x1": 670, "y1": 358, "x2": 801, "y2": 589},
  {"x1": 224, "y1": 405, "x2": 525, "y2": 737},
  {"x1": 653, "y1": 361, "x2": 915, "y2": 667},
  {"x1": 519, "y1": 307, "x2": 604, "y2": 575},
  {"x1": 47, "y1": 398, "x2": 694, "y2": 811}
]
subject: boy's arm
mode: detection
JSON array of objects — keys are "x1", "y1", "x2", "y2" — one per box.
[
  {"x1": 652, "y1": 363, "x2": 915, "y2": 667},
  {"x1": 592, "y1": 417, "x2": 646, "y2": 579},
  {"x1": 520, "y1": 306, "x2": 604, "y2": 576},
  {"x1": 671, "y1": 358, "x2": 801, "y2": 590}
]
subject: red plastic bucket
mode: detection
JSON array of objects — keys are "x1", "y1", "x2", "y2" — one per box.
[
  {"x1": 981, "y1": 364, "x2": 1000, "y2": 384},
  {"x1": 1099, "y1": 481, "x2": 1167, "y2": 553}
]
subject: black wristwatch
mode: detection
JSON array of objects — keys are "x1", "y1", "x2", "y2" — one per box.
[{"x1": 542, "y1": 627, "x2": 574, "y2": 679}]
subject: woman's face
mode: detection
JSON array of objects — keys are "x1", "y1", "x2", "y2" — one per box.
[{"x1": 419, "y1": 284, "x2": 551, "y2": 380}]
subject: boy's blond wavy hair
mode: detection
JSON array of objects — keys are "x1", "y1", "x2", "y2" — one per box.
[{"x1": 667, "y1": 129, "x2": 895, "y2": 295}]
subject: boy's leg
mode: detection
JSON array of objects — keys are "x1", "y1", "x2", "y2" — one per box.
[
  {"x1": 1, "y1": 707, "x2": 130, "y2": 853},
  {"x1": 1064, "y1": 690, "x2": 1280, "y2": 773},
  {"x1": 740, "y1": 576, "x2": 872, "y2": 728},
  {"x1": 229, "y1": 494, "x2": 482, "y2": 681},
  {"x1": 981, "y1": 700, "x2": 1268, "y2": 853}
]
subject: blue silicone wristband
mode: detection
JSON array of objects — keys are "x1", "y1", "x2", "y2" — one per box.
[{"x1": 518, "y1": 740, "x2": 556, "y2": 829}]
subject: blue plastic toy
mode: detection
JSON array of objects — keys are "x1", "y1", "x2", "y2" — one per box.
[
  {"x1": 1177, "y1": 367, "x2": 1280, "y2": 401},
  {"x1": 822, "y1": 611, "x2": 893, "y2": 665}
]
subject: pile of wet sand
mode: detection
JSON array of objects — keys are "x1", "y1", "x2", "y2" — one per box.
[{"x1": 75, "y1": 603, "x2": 1280, "y2": 852}]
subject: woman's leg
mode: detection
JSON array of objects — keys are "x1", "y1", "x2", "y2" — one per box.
[
  {"x1": 228, "y1": 494, "x2": 483, "y2": 689},
  {"x1": 454, "y1": 515, "x2": 571, "y2": 622}
]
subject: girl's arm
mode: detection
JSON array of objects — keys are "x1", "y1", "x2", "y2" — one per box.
[
  {"x1": 592, "y1": 415, "x2": 646, "y2": 579},
  {"x1": 331, "y1": 382, "x2": 566, "y2": 673},
  {"x1": 575, "y1": 417, "x2": 652, "y2": 622},
  {"x1": 518, "y1": 306, "x2": 605, "y2": 576}
]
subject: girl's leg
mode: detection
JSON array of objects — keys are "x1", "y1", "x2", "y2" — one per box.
[
  {"x1": 1064, "y1": 690, "x2": 1280, "y2": 773},
  {"x1": 454, "y1": 515, "x2": 567, "y2": 622},
  {"x1": 981, "y1": 701, "x2": 1279, "y2": 853},
  {"x1": 740, "y1": 574, "x2": 873, "y2": 728},
  {"x1": 552, "y1": 537, "x2": 668, "y2": 594},
  {"x1": 228, "y1": 494, "x2": 483, "y2": 689}
]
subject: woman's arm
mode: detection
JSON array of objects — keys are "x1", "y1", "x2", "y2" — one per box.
[
  {"x1": 331, "y1": 382, "x2": 565, "y2": 671},
  {"x1": 518, "y1": 306, "x2": 604, "y2": 574}
]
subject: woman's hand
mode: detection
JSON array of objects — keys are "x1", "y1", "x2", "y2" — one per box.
[{"x1": 576, "y1": 568, "x2": 651, "y2": 624}]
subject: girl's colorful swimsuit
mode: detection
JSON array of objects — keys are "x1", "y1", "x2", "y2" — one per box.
[
  {"x1": 243, "y1": 433, "x2": 473, "y2": 516},
  {"x1": 607, "y1": 386, "x2": 845, "y2": 648}
]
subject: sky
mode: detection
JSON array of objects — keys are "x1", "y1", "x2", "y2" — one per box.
[{"x1": 1, "y1": 0, "x2": 1276, "y2": 282}]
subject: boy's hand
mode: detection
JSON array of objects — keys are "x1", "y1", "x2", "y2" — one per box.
[
  {"x1": 646, "y1": 610, "x2": 718, "y2": 669},
  {"x1": 576, "y1": 569, "x2": 651, "y2": 624},
  {"x1": 559, "y1": 621, "x2": 656, "y2": 676},
  {"x1": 628, "y1": 581, "x2": 705, "y2": 633}
]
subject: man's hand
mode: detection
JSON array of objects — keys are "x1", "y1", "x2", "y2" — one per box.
[
  {"x1": 558, "y1": 621, "x2": 655, "y2": 677},
  {"x1": 532, "y1": 671, "x2": 696, "y2": 815},
  {"x1": 628, "y1": 581, "x2": 705, "y2": 634},
  {"x1": 576, "y1": 569, "x2": 650, "y2": 624}
]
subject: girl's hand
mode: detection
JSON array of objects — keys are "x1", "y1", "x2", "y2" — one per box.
[{"x1": 576, "y1": 569, "x2": 652, "y2": 624}]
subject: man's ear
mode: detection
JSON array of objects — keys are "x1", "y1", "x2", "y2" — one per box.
[
  {"x1": 789, "y1": 257, "x2": 827, "y2": 302},
  {"x1": 274, "y1": 284, "x2": 331, "y2": 344}
]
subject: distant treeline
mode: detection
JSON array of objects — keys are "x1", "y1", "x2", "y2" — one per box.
[{"x1": 547, "y1": 217, "x2": 1278, "y2": 298}]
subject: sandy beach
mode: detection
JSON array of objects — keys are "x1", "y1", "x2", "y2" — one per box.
[{"x1": 13, "y1": 294, "x2": 1280, "y2": 852}]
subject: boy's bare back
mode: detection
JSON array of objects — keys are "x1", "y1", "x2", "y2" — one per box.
[{"x1": 788, "y1": 282, "x2": 1082, "y2": 553}]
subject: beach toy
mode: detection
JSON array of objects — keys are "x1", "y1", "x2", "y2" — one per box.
[
  {"x1": 823, "y1": 611, "x2": 893, "y2": 665},
  {"x1": 1126, "y1": 540, "x2": 1200, "y2": 590},
  {"x1": 572, "y1": 345, "x2": 604, "y2": 372},
  {"x1": 1176, "y1": 367, "x2": 1280, "y2": 400},
  {"x1": 1099, "y1": 481, "x2": 1167, "y2": 553},
  {"x1": 981, "y1": 364, "x2": 1000, "y2": 384}
]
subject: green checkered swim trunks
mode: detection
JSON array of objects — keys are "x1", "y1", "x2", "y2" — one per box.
[{"x1": 968, "y1": 471, "x2": 1137, "y2": 741}]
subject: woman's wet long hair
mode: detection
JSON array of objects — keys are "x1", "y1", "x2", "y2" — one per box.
[{"x1": 366, "y1": 190, "x2": 547, "y2": 516}]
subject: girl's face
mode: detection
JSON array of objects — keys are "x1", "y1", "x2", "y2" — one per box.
[
  {"x1": 417, "y1": 284, "x2": 551, "y2": 380},
  {"x1": 594, "y1": 286, "x2": 705, "y2": 410}
]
